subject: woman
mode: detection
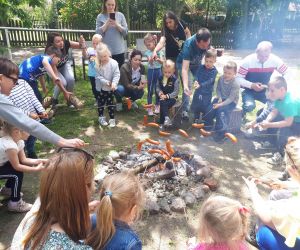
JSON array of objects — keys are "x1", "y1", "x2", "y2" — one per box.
[
  {"x1": 115, "y1": 49, "x2": 146, "y2": 111},
  {"x1": 153, "y1": 11, "x2": 191, "y2": 62},
  {"x1": 45, "y1": 32, "x2": 86, "y2": 107},
  {"x1": 96, "y1": 0, "x2": 128, "y2": 68},
  {"x1": 243, "y1": 136, "x2": 300, "y2": 250},
  {"x1": 11, "y1": 148, "x2": 95, "y2": 249}
]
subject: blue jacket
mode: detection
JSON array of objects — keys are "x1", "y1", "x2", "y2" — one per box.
[
  {"x1": 91, "y1": 214, "x2": 142, "y2": 250},
  {"x1": 195, "y1": 64, "x2": 217, "y2": 95}
]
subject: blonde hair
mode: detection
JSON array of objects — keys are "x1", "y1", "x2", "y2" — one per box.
[
  {"x1": 224, "y1": 61, "x2": 237, "y2": 73},
  {"x1": 268, "y1": 76, "x2": 287, "y2": 90},
  {"x1": 198, "y1": 196, "x2": 248, "y2": 248},
  {"x1": 0, "y1": 121, "x2": 18, "y2": 136},
  {"x1": 205, "y1": 49, "x2": 217, "y2": 59},
  {"x1": 86, "y1": 171, "x2": 145, "y2": 249},
  {"x1": 143, "y1": 33, "x2": 157, "y2": 45},
  {"x1": 23, "y1": 150, "x2": 94, "y2": 249},
  {"x1": 92, "y1": 34, "x2": 102, "y2": 42},
  {"x1": 285, "y1": 137, "x2": 300, "y2": 175},
  {"x1": 96, "y1": 43, "x2": 112, "y2": 68},
  {"x1": 163, "y1": 59, "x2": 175, "y2": 71}
]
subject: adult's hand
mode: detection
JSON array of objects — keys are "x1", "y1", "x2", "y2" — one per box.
[
  {"x1": 184, "y1": 86, "x2": 192, "y2": 96},
  {"x1": 242, "y1": 176, "x2": 259, "y2": 197},
  {"x1": 251, "y1": 82, "x2": 265, "y2": 92},
  {"x1": 57, "y1": 138, "x2": 86, "y2": 148}
]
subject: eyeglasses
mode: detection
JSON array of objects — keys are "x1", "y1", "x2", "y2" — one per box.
[
  {"x1": 285, "y1": 149, "x2": 298, "y2": 170},
  {"x1": 4, "y1": 74, "x2": 18, "y2": 85},
  {"x1": 57, "y1": 147, "x2": 94, "y2": 168}
]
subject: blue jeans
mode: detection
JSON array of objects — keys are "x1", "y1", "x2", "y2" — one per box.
[
  {"x1": 27, "y1": 79, "x2": 43, "y2": 103},
  {"x1": 160, "y1": 98, "x2": 176, "y2": 124},
  {"x1": 190, "y1": 91, "x2": 212, "y2": 120},
  {"x1": 147, "y1": 68, "x2": 160, "y2": 105},
  {"x1": 115, "y1": 84, "x2": 144, "y2": 103},
  {"x1": 257, "y1": 225, "x2": 300, "y2": 250},
  {"x1": 242, "y1": 89, "x2": 267, "y2": 113},
  {"x1": 89, "y1": 76, "x2": 99, "y2": 100}
]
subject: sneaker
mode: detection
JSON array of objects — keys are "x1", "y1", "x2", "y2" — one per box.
[
  {"x1": 267, "y1": 152, "x2": 283, "y2": 165},
  {"x1": 0, "y1": 187, "x2": 23, "y2": 198},
  {"x1": 68, "y1": 94, "x2": 84, "y2": 109},
  {"x1": 132, "y1": 101, "x2": 139, "y2": 109},
  {"x1": 116, "y1": 103, "x2": 123, "y2": 112},
  {"x1": 260, "y1": 141, "x2": 276, "y2": 150},
  {"x1": 182, "y1": 111, "x2": 189, "y2": 120},
  {"x1": 148, "y1": 108, "x2": 154, "y2": 116},
  {"x1": 164, "y1": 116, "x2": 172, "y2": 127},
  {"x1": 154, "y1": 105, "x2": 160, "y2": 114},
  {"x1": 8, "y1": 199, "x2": 32, "y2": 213},
  {"x1": 98, "y1": 116, "x2": 108, "y2": 126},
  {"x1": 108, "y1": 119, "x2": 116, "y2": 128}
]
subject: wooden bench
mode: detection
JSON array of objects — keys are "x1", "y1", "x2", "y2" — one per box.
[{"x1": 228, "y1": 106, "x2": 242, "y2": 133}]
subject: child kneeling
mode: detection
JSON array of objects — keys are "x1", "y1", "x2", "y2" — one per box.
[
  {"x1": 156, "y1": 59, "x2": 179, "y2": 127},
  {"x1": 187, "y1": 195, "x2": 249, "y2": 250},
  {"x1": 95, "y1": 44, "x2": 120, "y2": 127},
  {"x1": 0, "y1": 122, "x2": 47, "y2": 212}
]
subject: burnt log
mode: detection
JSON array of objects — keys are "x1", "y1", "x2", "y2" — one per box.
[{"x1": 129, "y1": 158, "x2": 158, "y2": 174}]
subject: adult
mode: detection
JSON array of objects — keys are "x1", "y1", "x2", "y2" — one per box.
[
  {"x1": 96, "y1": 0, "x2": 128, "y2": 68},
  {"x1": 11, "y1": 148, "x2": 95, "y2": 249},
  {"x1": 237, "y1": 41, "x2": 288, "y2": 116},
  {"x1": 115, "y1": 49, "x2": 146, "y2": 110},
  {"x1": 243, "y1": 137, "x2": 300, "y2": 250},
  {"x1": 176, "y1": 28, "x2": 211, "y2": 119},
  {"x1": 0, "y1": 57, "x2": 84, "y2": 148},
  {"x1": 45, "y1": 32, "x2": 86, "y2": 106},
  {"x1": 153, "y1": 11, "x2": 191, "y2": 62}
]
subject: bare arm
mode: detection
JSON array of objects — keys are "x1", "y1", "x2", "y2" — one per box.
[
  {"x1": 184, "y1": 27, "x2": 191, "y2": 38},
  {"x1": 18, "y1": 149, "x2": 47, "y2": 166},
  {"x1": 182, "y1": 60, "x2": 191, "y2": 95},
  {"x1": 153, "y1": 36, "x2": 166, "y2": 55},
  {"x1": 39, "y1": 76, "x2": 48, "y2": 95}
]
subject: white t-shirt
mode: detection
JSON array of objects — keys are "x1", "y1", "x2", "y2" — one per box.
[{"x1": 0, "y1": 136, "x2": 25, "y2": 166}]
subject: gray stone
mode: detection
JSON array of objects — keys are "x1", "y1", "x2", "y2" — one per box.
[
  {"x1": 118, "y1": 151, "x2": 127, "y2": 159},
  {"x1": 147, "y1": 169, "x2": 175, "y2": 180},
  {"x1": 94, "y1": 170, "x2": 108, "y2": 183},
  {"x1": 190, "y1": 155, "x2": 209, "y2": 170},
  {"x1": 190, "y1": 186, "x2": 205, "y2": 199},
  {"x1": 170, "y1": 197, "x2": 186, "y2": 213},
  {"x1": 145, "y1": 199, "x2": 160, "y2": 214},
  {"x1": 159, "y1": 199, "x2": 171, "y2": 213},
  {"x1": 184, "y1": 192, "x2": 196, "y2": 207},
  {"x1": 156, "y1": 190, "x2": 165, "y2": 198},
  {"x1": 103, "y1": 156, "x2": 114, "y2": 164},
  {"x1": 195, "y1": 166, "x2": 212, "y2": 179},
  {"x1": 180, "y1": 177, "x2": 189, "y2": 186},
  {"x1": 109, "y1": 150, "x2": 120, "y2": 160},
  {"x1": 127, "y1": 154, "x2": 139, "y2": 161}
]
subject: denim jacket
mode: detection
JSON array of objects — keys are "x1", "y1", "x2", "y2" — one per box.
[{"x1": 91, "y1": 214, "x2": 142, "y2": 250}]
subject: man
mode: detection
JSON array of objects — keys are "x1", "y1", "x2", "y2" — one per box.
[
  {"x1": 237, "y1": 41, "x2": 288, "y2": 117},
  {"x1": 176, "y1": 28, "x2": 211, "y2": 119}
]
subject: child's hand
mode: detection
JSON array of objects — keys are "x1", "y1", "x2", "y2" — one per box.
[
  {"x1": 259, "y1": 121, "x2": 271, "y2": 129},
  {"x1": 148, "y1": 56, "x2": 154, "y2": 65},
  {"x1": 39, "y1": 112, "x2": 48, "y2": 119},
  {"x1": 245, "y1": 120, "x2": 256, "y2": 129},
  {"x1": 35, "y1": 162, "x2": 45, "y2": 171},
  {"x1": 160, "y1": 94, "x2": 167, "y2": 100},
  {"x1": 111, "y1": 84, "x2": 116, "y2": 91},
  {"x1": 30, "y1": 113, "x2": 39, "y2": 120},
  {"x1": 242, "y1": 176, "x2": 259, "y2": 196},
  {"x1": 213, "y1": 103, "x2": 221, "y2": 109},
  {"x1": 270, "y1": 180, "x2": 286, "y2": 190},
  {"x1": 89, "y1": 200, "x2": 100, "y2": 213},
  {"x1": 193, "y1": 81, "x2": 200, "y2": 89}
]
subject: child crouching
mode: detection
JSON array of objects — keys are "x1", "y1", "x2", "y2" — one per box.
[
  {"x1": 156, "y1": 59, "x2": 179, "y2": 127},
  {"x1": 95, "y1": 44, "x2": 120, "y2": 127},
  {"x1": 86, "y1": 172, "x2": 145, "y2": 249}
]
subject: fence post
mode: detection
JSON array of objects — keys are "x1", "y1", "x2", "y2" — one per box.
[{"x1": 4, "y1": 28, "x2": 12, "y2": 60}]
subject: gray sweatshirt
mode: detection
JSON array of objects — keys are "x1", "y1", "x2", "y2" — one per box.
[
  {"x1": 0, "y1": 94, "x2": 62, "y2": 144},
  {"x1": 96, "y1": 12, "x2": 128, "y2": 55},
  {"x1": 216, "y1": 76, "x2": 239, "y2": 106}
]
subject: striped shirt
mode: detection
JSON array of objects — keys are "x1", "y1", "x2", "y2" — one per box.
[
  {"x1": 237, "y1": 53, "x2": 288, "y2": 88},
  {"x1": 9, "y1": 79, "x2": 45, "y2": 119}
]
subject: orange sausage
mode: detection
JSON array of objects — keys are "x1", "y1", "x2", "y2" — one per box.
[
  {"x1": 158, "y1": 130, "x2": 171, "y2": 137},
  {"x1": 148, "y1": 149, "x2": 163, "y2": 155},
  {"x1": 143, "y1": 104, "x2": 154, "y2": 109},
  {"x1": 146, "y1": 122, "x2": 160, "y2": 128},
  {"x1": 200, "y1": 129, "x2": 212, "y2": 137},
  {"x1": 172, "y1": 157, "x2": 181, "y2": 162},
  {"x1": 165, "y1": 140, "x2": 175, "y2": 156},
  {"x1": 137, "y1": 141, "x2": 144, "y2": 152},
  {"x1": 125, "y1": 98, "x2": 132, "y2": 110},
  {"x1": 145, "y1": 138, "x2": 160, "y2": 145},
  {"x1": 160, "y1": 149, "x2": 171, "y2": 160},
  {"x1": 143, "y1": 115, "x2": 148, "y2": 126},
  {"x1": 192, "y1": 123, "x2": 205, "y2": 129},
  {"x1": 178, "y1": 129, "x2": 189, "y2": 138},
  {"x1": 225, "y1": 133, "x2": 238, "y2": 143}
]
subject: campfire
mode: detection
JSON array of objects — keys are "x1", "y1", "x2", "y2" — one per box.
[{"x1": 95, "y1": 142, "x2": 218, "y2": 214}]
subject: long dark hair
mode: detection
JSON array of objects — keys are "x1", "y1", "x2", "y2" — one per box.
[
  {"x1": 45, "y1": 32, "x2": 65, "y2": 53},
  {"x1": 163, "y1": 11, "x2": 180, "y2": 33},
  {"x1": 129, "y1": 49, "x2": 142, "y2": 61},
  {"x1": 102, "y1": 0, "x2": 118, "y2": 14},
  {"x1": 0, "y1": 57, "x2": 19, "y2": 76}
]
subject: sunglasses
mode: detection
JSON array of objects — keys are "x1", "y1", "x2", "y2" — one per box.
[
  {"x1": 4, "y1": 74, "x2": 18, "y2": 85},
  {"x1": 285, "y1": 149, "x2": 298, "y2": 170},
  {"x1": 57, "y1": 147, "x2": 94, "y2": 168}
]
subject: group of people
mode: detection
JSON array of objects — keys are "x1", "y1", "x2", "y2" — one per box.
[{"x1": 0, "y1": 0, "x2": 299, "y2": 249}]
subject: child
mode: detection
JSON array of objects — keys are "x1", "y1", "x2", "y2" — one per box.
[
  {"x1": 258, "y1": 76, "x2": 300, "y2": 165},
  {"x1": 156, "y1": 59, "x2": 179, "y2": 127},
  {"x1": 187, "y1": 195, "x2": 249, "y2": 250},
  {"x1": 144, "y1": 33, "x2": 164, "y2": 115},
  {"x1": 82, "y1": 34, "x2": 103, "y2": 103},
  {"x1": 95, "y1": 44, "x2": 120, "y2": 127},
  {"x1": 86, "y1": 171, "x2": 145, "y2": 249},
  {"x1": 9, "y1": 80, "x2": 48, "y2": 158},
  {"x1": 0, "y1": 122, "x2": 46, "y2": 212},
  {"x1": 205, "y1": 61, "x2": 239, "y2": 143},
  {"x1": 190, "y1": 49, "x2": 218, "y2": 124}
]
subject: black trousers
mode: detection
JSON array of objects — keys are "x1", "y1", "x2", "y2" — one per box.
[{"x1": 97, "y1": 90, "x2": 115, "y2": 119}]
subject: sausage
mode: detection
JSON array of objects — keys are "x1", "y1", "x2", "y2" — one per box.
[
  {"x1": 125, "y1": 98, "x2": 132, "y2": 110},
  {"x1": 145, "y1": 138, "x2": 160, "y2": 145},
  {"x1": 178, "y1": 129, "x2": 189, "y2": 138},
  {"x1": 165, "y1": 140, "x2": 175, "y2": 156},
  {"x1": 172, "y1": 157, "x2": 181, "y2": 162},
  {"x1": 143, "y1": 115, "x2": 148, "y2": 126},
  {"x1": 146, "y1": 122, "x2": 160, "y2": 128},
  {"x1": 160, "y1": 149, "x2": 171, "y2": 160},
  {"x1": 143, "y1": 104, "x2": 154, "y2": 109},
  {"x1": 158, "y1": 130, "x2": 171, "y2": 136},
  {"x1": 192, "y1": 123, "x2": 205, "y2": 129},
  {"x1": 225, "y1": 133, "x2": 238, "y2": 143},
  {"x1": 137, "y1": 141, "x2": 144, "y2": 152},
  {"x1": 148, "y1": 149, "x2": 163, "y2": 155},
  {"x1": 200, "y1": 129, "x2": 212, "y2": 137}
]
